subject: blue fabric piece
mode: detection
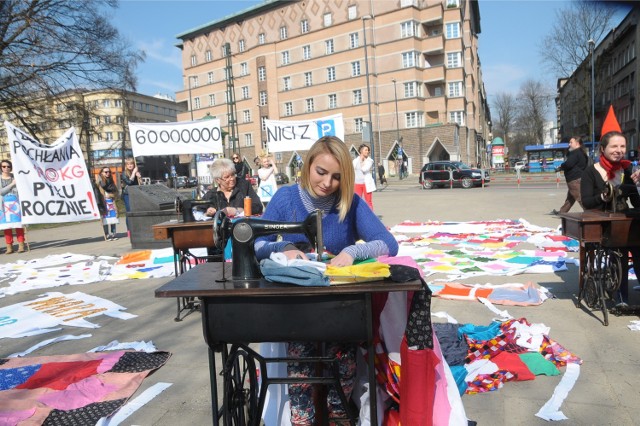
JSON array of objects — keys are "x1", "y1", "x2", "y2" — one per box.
[
  {"x1": 449, "y1": 365, "x2": 468, "y2": 395},
  {"x1": 458, "y1": 321, "x2": 502, "y2": 341},
  {"x1": 0, "y1": 364, "x2": 40, "y2": 390},
  {"x1": 490, "y1": 285, "x2": 542, "y2": 304},
  {"x1": 260, "y1": 259, "x2": 329, "y2": 287},
  {"x1": 254, "y1": 185, "x2": 398, "y2": 261}
]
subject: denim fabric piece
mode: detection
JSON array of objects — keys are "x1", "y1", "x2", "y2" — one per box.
[{"x1": 260, "y1": 259, "x2": 330, "y2": 287}]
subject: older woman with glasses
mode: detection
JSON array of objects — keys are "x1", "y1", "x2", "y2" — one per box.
[
  {"x1": 199, "y1": 158, "x2": 263, "y2": 218},
  {"x1": 0, "y1": 160, "x2": 25, "y2": 254},
  {"x1": 95, "y1": 167, "x2": 119, "y2": 241}
]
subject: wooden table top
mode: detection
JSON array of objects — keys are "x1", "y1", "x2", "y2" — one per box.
[{"x1": 155, "y1": 262, "x2": 422, "y2": 298}]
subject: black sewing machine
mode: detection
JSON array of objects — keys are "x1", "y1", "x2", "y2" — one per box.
[{"x1": 212, "y1": 210, "x2": 323, "y2": 281}]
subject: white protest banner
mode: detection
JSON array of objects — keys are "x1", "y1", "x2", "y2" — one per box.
[
  {"x1": 129, "y1": 119, "x2": 224, "y2": 157},
  {"x1": 4, "y1": 122, "x2": 100, "y2": 224},
  {"x1": 266, "y1": 113, "x2": 345, "y2": 152}
]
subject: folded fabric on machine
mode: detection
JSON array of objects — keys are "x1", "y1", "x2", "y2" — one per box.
[{"x1": 259, "y1": 258, "x2": 329, "y2": 287}]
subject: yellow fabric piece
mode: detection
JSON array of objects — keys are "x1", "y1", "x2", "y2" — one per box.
[{"x1": 325, "y1": 261, "x2": 391, "y2": 285}]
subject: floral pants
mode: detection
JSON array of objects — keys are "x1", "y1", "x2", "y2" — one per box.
[{"x1": 287, "y1": 341, "x2": 357, "y2": 425}]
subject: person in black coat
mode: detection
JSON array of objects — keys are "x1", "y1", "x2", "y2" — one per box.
[
  {"x1": 581, "y1": 131, "x2": 640, "y2": 305},
  {"x1": 232, "y1": 153, "x2": 249, "y2": 181},
  {"x1": 551, "y1": 136, "x2": 589, "y2": 215}
]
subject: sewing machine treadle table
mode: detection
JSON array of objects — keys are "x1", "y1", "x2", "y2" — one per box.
[
  {"x1": 153, "y1": 220, "x2": 218, "y2": 321},
  {"x1": 559, "y1": 210, "x2": 640, "y2": 325},
  {"x1": 155, "y1": 261, "x2": 422, "y2": 426}
]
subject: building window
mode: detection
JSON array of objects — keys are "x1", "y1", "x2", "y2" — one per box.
[
  {"x1": 401, "y1": 21, "x2": 417, "y2": 38},
  {"x1": 327, "y1": 67, "x2": 336, "y2": 82},
  {"x1": 450, "y1": 111, "x2": 465, "y2": 125},
  {"x1": 192, "y1": 76, "x2": 199, "y2": 87},
  {"x1": 349, "y1": 33, "x2": 359, "y2": 49},
  {"x1": 325, "y1": 39, "x2": 334, "y2": 54},
  {"x1": 239, "y1": 39, "x2": 245, "y2": 52},
  {"x1": 348, "y1": 5, "x2": 357, "y2": 20},
  {"x1": 104, "y1": 116, "x2": 111, "y2": 124},
  {"x1": 207, "y1": 72, "x2": 214, "y2": 84},
  {"x1": 404, "y1": 82, "x2": 418, "y2": 97},
  {"x1": 351, "y1": 61, "x2": 361, "y2": 77},
  {"x1": 305, "y1": 72, "x2": 313, "y2": 86},
  {"x1": 243, "y1": 110, "x2": 251, "y2": 123},
  {"x1": 323, "y1": 13, "x2": 332, "y2": 27},
  {"x1": 95, "y1": 117, "x2": 100, "y2": 125},
  {"x1": 114, "y1": 100, "x2": 123, "y2": 108},
  {"x1": 448, "y1": 81, "x2": 463, "y2": 97},
  {"x1": 258, "y1": 33, "x2": 265, "y2": 44},
  {"x1": 329, "y1": 94, "x2": 337, "y2": 109},
  {"x1": 118, "y1": 132, "x2": 124, "y2": 140},
  {"x1": 402, "y1": 51, "x2": 418, "y2": 68},
  {"x1": 209, "y1": 94, "x2": 216, "y2": 106},
  {"x1": 285, "y1": 102, "x2": 293, "y2": 116},
  {"x1": 306, "y1": 98, "x2": 314, "y2": 112},
  {"x1": 190, "y1": 55, "x2": 197, "y2": 66},
  {"x1": 244, "y1": 134, "x2": 253, "y2": 147},
  {"x1": 282, "y1": 51, "x2": 290, "y2": 65},
  {"x1": 258, "y1": 66, "x2": 266, "y2": 81},
  {"x1": 205, "y1": 50, "x2": 212, "y2": 62},
  {"x1": 242, "y1": 86, "x2": 249, "y2": 99},
  {"x1": 354, "y1": 118, "x2": 364, "y2": 133},
  {"x1": 406, "y1": 112, "x2": 421, "y2": 128},
  {"x1": 434, "y1": 86, "x2": 443, "y2": 97},
  {"x1": 303, "y1": 45, "x2": 311, "y2": 60},
  {"x1": 116, "y1": 115, "x2": 123, "y2": 123},
  {"x1": 447, "y1": 0, "x2": 460, "y2": 7},
  {"x1": 301, "y1": 19, "x2": 309, "y2": 33},
  {"x1": 353, "y1": 89, "x2": 362, "y2": 105},
  {"x1": 446, "y1": 22, "x2": 461, "y2": 39},
  {"x1": 194, "y1": 97, "x2": 201, "y2": 109},
  {"x1": 106, "y1": 132, "x2": 113, "y2": 141},
  {"x1": 280, "y1": 26, "x2": 288, "y2": 40},
  {"x1": 283, "y1": 76, "x2": 291, "y2": 91},
  {"x1": 103, "y1": 99, "x2": 110, "y2": 107},
  {"x1": 240, "y1": 62, "x2": 248, "y2": 76},
  {"x1": 447, "y1": 52, "x2": 462, "y2": 68},
  {"x1": 259, "y1": 91, "x2": 267, "y2": 106}
]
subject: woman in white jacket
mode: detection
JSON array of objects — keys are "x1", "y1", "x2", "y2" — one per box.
[{"x1": 352, "y1": 143, "x2": 376, "y2": 209}]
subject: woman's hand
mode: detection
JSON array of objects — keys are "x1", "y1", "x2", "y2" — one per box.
[
  {"x1": 205, "y1": 207, "x2": 217, "y2": 217},
  {"x1": 222, "y1": 207, "x2": 244, "y2": 217},
  {"x1": 329, "y1": 251, "x2": 354, "y2": 267},
  {"x1": 283, "y1": 249, "x2": 309, "y2": 261},
  {"x1": 632, "y1": 169, "x2": 640, "y2": 185}
]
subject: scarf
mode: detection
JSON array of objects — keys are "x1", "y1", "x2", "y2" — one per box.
[{"x1": 598, "y1": 154, "x2": 630, "y2": 180}]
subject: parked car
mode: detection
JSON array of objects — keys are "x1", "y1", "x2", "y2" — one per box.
[
  {"x1": 419, "y1": 161, "x2": 490, "y2": 189},
  {"x1": 514, "y1": 161, "x2": 529, "y2": 172},
  {"x1": 175, "y1": 176, "x2": 187, "y2": 188},
  {"x1": 275, "y1": 172, "x2": 289, "y2": 185},
  {"x1": 186, "y1": 176, "x2": 198, "y2": 188}
]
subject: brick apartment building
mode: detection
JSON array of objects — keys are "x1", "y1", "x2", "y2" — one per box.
[{"x1": 176, "y1": 0, "x2": 492, "y2": 178}]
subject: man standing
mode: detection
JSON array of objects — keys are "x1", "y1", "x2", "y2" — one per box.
[{"x1": 551, "y1": 136, "x2": 588, "y2": 215}]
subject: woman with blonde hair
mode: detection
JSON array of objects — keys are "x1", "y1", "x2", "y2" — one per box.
[
  {"x1": 254, "y1": 136, "x2": 397, "y2": 424},
  {"x1": 96, "y1": 167, "x2": 119, "y2": 240},
  {"x1": 120, "y1": 157, "x2": 141, "y2": 236}
]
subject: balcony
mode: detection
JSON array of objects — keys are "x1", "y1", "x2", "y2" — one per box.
[
  {"x1": 422, "y1": 65, "x2": 445, "y2": 82},
  {"x1": 421, "y1": 3, "x2": 443, "y2": 24},
  {"x1": 423, "y1": 34, "x2": 444, "y2": 54}
]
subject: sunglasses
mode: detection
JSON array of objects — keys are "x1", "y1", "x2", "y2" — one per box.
[
  {"x1": 232, "y1": 157, "x2": 239, "y2": 160},
  {"x1": 1, "y1": 165, "x2": 11, "y2": 169},
  {"x1": 103, "y1": 171, "x2": 111, "y2": 174}
]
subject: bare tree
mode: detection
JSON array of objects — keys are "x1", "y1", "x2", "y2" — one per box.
[
  {"x1": 516, "y1": 79, "x2": 552, "y2": 145},
  {"x1": 492, "y1": 92, "x2": 517, "y2": 144},
  {"x1": 539, "y1": 0, "x2": 618, "y2": 78},
  {"x1": 0, "y1": 0, "x2": 144, "y2": 137}
]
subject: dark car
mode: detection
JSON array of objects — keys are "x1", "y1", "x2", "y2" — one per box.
[
  {"x1": 275, "y1": 172, "x2": 289, "y2": 185},
  {"x1": 175, "y1": 176, "x2": 187, "y2": 188},
  {"x1": 186, "y1": 176, "x2": 198, "y2": 188},
  {"x1": 419, "y1": 161, "x2": 490, "y2": 189}
]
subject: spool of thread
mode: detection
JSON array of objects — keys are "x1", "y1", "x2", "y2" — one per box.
[{"x1": 244, "y1": 196, "x2": 252, "y2": 216}]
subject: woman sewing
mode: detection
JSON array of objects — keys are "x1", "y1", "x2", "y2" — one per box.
[
  {"x1": 254, "y1": 136, "x2": 398, "y2": 425},
  {"x1": 581, "y1": 130, "x2": 640, "y2": 305},
  {"x1": 199, "y1": 158, "x2": 263, "y2": 218}
]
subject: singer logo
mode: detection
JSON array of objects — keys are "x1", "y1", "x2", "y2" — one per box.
[{"x1": 264, "y1": 224, "x2": 288, "y2": 230}]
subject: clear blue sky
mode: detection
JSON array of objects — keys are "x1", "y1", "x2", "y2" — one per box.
[{"x1": 113, "y1": 0, "x2": 630, "y2": 115}]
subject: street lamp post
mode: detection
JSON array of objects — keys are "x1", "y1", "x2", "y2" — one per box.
[
  {"x1": 187, "y1": 76, "x2": 195, "y2": 121},
  {"x1": 588, "y1": 39, "x2": 595, "y2": 148},
  {"x1": 392, "y1": 78, "x2": 403, "y2": 179},
  {"x1": 362, "y1": 15, "x2": 376, "y2": 179}
]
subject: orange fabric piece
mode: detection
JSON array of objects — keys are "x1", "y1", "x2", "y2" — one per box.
[
  {"x1": 437, "y1": 282, "x2": 493, "y2": 299},
  {"x1": 116, "y1": 250, "x2": 152, "y2": 265}
]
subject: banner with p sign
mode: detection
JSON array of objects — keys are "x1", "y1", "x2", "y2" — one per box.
[{"x1": 266, "y1": 114, "x2": 344, "y2": 152}]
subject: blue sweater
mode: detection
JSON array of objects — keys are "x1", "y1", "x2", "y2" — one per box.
[{"x1": 255, "y1": 185, "x2": 398, "y2": 260}]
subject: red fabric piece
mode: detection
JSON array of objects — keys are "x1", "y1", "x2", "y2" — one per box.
[
  {"x1": 16, "y1": 360, "x2": 102, "y2": 390},
  {"x1": 601, "y1": 105, "x2": 622, "y2": 135},
  {"x1": 384, "y1": 408, "x2": 401, "y2": 426},
  {"x1": 399, "y1": 336, "x2": 439, "y2": 426},
  {"x1": 491, "y1": 351, "x2": 535, "y2": 381}
]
